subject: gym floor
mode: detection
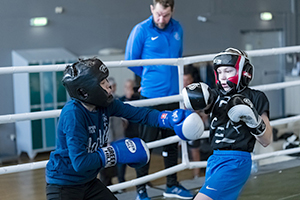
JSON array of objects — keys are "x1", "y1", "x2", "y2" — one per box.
[{"x1": 1, "y1": 152, "x2": 300, "y2": 200}]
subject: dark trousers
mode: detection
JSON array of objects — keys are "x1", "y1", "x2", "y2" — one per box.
[
  {"x1": 46, "y1": 178, "x2": 117, "y2": 200},
  {"x1": 136, "y1": 101, "x2": 179, "y2": 192},
  {"x1": 99, "y1": 166, "x2": 117, "y2": 186}
]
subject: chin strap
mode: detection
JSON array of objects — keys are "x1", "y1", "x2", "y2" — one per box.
[{"x1": 217, "y1": 81, "x2": 236, "y2": 96}]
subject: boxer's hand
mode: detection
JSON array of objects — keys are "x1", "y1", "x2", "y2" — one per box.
[
  {"x1": 182, "y1": 82, "x2": 216, "y2": 113},
  {"x1": 98, "y1": 138, "x2": 150, "y2": 168},
  {"x1": 158, "y1": 109, "x2": 205, "y2": 141},
  {"x1": 226, "y1": 94, "x2": 266, "y2": 136}
]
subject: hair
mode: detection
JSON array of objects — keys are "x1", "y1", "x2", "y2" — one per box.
[
  {"x1": 125, "y1": 79, "x2": 135, "y2": 87},
  {"x1": 152, "y1": 0, "x2": 174, "y2": 11},
  {"x1": 184, "y1": 64, "x2": 201, "y2": 83}
]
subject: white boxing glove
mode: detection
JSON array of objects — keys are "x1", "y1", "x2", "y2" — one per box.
[
  {"x1": 158, "y1": 109, "x2": 204, "y2": 141},
  {"x1": 226, "y1": 94, "x2": 266, "y2": 136},
  {"x1": 179, "y1": 112, "x2": 205, "y2": 140},
  {"x1": 182, "y1": 82, "x2": 216, "y2": 113}
]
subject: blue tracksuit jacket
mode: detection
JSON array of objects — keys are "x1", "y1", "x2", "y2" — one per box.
[
  {"x1": 125, "y1": 15, "x2": 183, "y2": 98},
  {"x1": 45, "y1": 99, "x2": 159, "y2": 185}
]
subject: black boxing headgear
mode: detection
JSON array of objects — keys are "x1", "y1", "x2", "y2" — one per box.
[
  {"x1": 213, "y1": 47, "x2": 253, "y2": 95},
  {"x1": 62, "y1": 58, "x2": 113, "y2": 107}
]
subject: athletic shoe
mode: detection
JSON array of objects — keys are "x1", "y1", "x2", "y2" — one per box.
[
  {"x1": 135, "y1": 189, "x2": 151, "y2": 200},
  {"x1": 163, "y1": 184, "x2": 194, "y2": 199}
]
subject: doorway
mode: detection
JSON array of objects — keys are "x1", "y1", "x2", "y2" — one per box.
[{"x1": 241, "y1": 29, "x2": 285, "y2": 119}]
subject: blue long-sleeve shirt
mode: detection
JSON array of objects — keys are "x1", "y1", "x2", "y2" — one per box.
[
  {"x1": 125, "y1": 16, "x2": 183, "y2": 98},
  {"x1": 45, "y1": 99, "x2": 160, "y2": 185}
]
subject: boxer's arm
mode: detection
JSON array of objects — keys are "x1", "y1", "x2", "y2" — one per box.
[
  {"x1": 98, "y1": 138, "x2": 150, "y2": 168},
  {"x1": 255, "y1": 113, "x2": 272, "y2": 147},
  {"x1": 227, "y1": 95, "x2": 272, "y2": 147}
]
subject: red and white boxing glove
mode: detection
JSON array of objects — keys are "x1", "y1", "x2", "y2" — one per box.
[
  {"x1": 226, "y1": 94, "x2": 266, "y2": 136},
  {"x1": 158, "y1": 109, "x2": 205, "y2": 141}
]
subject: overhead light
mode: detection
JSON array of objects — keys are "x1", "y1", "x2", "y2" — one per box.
[
  {"x1": 30, "y1": 17, "x2": 48, "y2": 26},
  {"x1": 260, "y1": 12, "x2": 272, "y2": 21},
  {"x1": 55, "y1": 7, "x2": 64, "y2": 14},
  {"x1": 197, "y1": 16, "x2": 207, "y2": 22}
]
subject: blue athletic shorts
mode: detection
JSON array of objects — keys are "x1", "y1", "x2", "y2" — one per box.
[{"x1": 199, "y1": 150, "x2": 252, "y2": 200}]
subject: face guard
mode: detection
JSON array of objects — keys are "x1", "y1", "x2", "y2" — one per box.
[
  {"x1": 62, "y1": 58, "x2": 113, "y2": 108},
  {"x1": 213, "y1": 48, "x2": 253, "y2": 95}
]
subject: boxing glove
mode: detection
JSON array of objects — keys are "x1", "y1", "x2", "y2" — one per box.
[
  {"x1": 158, "y1": 109, "x2": 205, "y2": 141},
  {"x1": 182, "y1": 82, "x2": 216, "y2": 113},
  {"x1": 98, "y1": 138, "x2": 150, "y2": 168},
  {"x1": 226, "y1": 94, "x2": 266, "y2": 136}
]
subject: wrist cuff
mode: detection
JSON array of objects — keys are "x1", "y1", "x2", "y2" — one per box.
[
  {"x1": 101, "y1": 146, "x2": 117, "y2": 168},
  {"x1": 158, "y1": 112, "x2": 172, "y2": 129},
  {"x1": 251, "y1": 118, "x2": 266, "y2": 137}
]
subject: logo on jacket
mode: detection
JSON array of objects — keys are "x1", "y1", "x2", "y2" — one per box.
[
  {"x1": 174, "y1": 32, "x2": 180, "y2": 40},
  {"x1": 160, "y1": 113, "x2": 167, "y2": 119},
  {"x1": 88, "y1": 125, "x2": 96, "y2": 134},
  {"x1": 151, "y1": 36, "x2": 159, "y2": 41}
]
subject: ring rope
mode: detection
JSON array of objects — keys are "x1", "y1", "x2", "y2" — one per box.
[
  {"x1": 1, "y1": 45, "x2": 300, "y2": 75},
  {"x1": 1, "y1": 46, "x2": 300, "y2": 193},
  {"x1": 1, "y1": 113, "x2": 299, "y2": 176},
  {"x1": 1, "y1": 78, "x2": 300, "y2": 125}
]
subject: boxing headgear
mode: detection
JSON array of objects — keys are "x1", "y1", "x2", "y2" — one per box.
[
  {"x1": 62, "y1": 58, "x2": 113, "y2": 107},
  {"x1": 213, "y1": 47, "x2": 253, "y2": 95}
]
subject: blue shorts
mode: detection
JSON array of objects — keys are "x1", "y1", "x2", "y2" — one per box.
[{"x1": 200, "y1": 150, "x2": 252, "y2": 200}]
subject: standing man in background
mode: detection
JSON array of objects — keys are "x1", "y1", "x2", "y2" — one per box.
[{"x1": 125, "y1": 0, "x2": 194, "y2": 199}]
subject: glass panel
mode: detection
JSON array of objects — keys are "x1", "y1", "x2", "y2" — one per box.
[
  {"x1": 57, "y1": 105, "x2": 65, "y2": 109},
  {"x1": 56, "y1": 71, "x2": 67, "y2": 103},
  {"x1": 29, "y1": 73, "x2": 41, "y2": 105},
  {"x1": 29, "y1": 62, "x2": 39, "y2": 66},
  {"x1": 43, "y1": 72, "x2": 54, "y2": 105},
  {"x1": 45, "y1": 107, "x2": 56, "y2": 147},
  {"x1": 31, "y1": 108, "x2": 43, "y2": 150},
  {"x1": 55, "y1": 61, "x2": 65, "y2": 64},
  {"x1": 42, "y1": 61, "x2": 53, "y2": 65},
  {"x1": 45, "y1": 117, "x2": 56, "y2": 147}
]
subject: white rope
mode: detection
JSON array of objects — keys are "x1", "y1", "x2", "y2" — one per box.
[
  {"x1": 183, "y1": 45, "x2": 300, "y2": 65},
  {"x1": 108, "y1": 163, "x2": 187, "y2": 191},
  {"x1": 270, "y1": 115, "x2": 300, "y2": 126},
  {"x1": 1, "y1": 45, "x2": 300, "y2": 193},
  {"x1": 0, "y1": 110, "x2": 61, "y2": 124},
  {"x1": 0, "y1": 121, "x2": 296, "y2": 176},
  {"x1": 1, "y1": 45, "x2": 300, "y2": 75},
  {"x1": 0, "y1": 160, "x2": 48, "y2": 174},
  {"x1": 1, "y1": 144, "x2": 300, "y2": 194},
  {"x1": 251, "y1": 80, "x2": 300, "y2": 92},
  {"x1": 126, "y1": 94, "x2": 182, "y2": 107},
  {"x1": 2, "y1": 79, "x2": 300, "y2": 125},
  {"x1": 252, "y1": 147, "x2": 300, "y2": 161}
]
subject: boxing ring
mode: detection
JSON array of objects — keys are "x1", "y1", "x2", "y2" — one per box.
[{"x1": 1, "y1": 46, "x2": 300, "y2": 194}]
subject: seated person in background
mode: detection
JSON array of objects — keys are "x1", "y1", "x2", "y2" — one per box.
[
  {"x1": 119, "y1": 79, "x2": 140, "y2": 138},
  {"x1": 183, "y1": 64, "x2": 201, "y2": 88},
  {"x1": 117, "y1": 79, "x2": 140, "y2": 185},
  {"x1": 45, "y1": 57, "x2": 204, "y2": 200}
]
